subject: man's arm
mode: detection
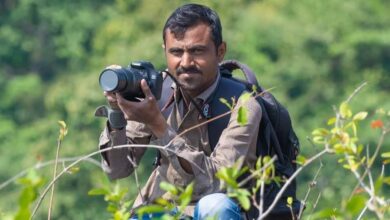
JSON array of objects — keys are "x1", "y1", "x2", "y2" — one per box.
[{"x1": 99, "y1": 120, "x2": 151, "y2": 180}]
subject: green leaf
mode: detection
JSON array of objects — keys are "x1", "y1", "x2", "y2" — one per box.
[
  {"x1": 312, "y1": 128, "x2": 329, "y2": 136},
  {"x1": 382, "y1": 177, "x2": 390, "y2": 185},
  {"x1": 219, "y1": 98, "x2": 232, "y2": 109},
  {"x1": 106, "y1": 203, "x2": 117, "y2": 213},
  {"x1": 295, "y1": 155, "x2": 307, "y2": 165},
  {"x1": 159, "y1": 182, "x2": 178, "y2": 195},
  {"x1": 239, "y1": 92, "x2": 252, "y2": 103},
  {"x1": 19, "y1": 188, "x2": 35, "y2": 208},
  {"x1": 179, "y1": 182, "x2": 194, "y2": 208},
  {"x1": 136, "y1": 205, "x2": 166, "y2": 218},
  {"x1": 237, "y1": 106, "x2": 248, "y2": 126},
  {"x1": 155, "y1": 198, "x2": 170, "y2": 206},
  {"x1": 327, "y1": 117, "x2": 336, "y2": 125},
  {"x1": 58, "y1": 120, "x2": 68, "y2": 140},
  {"x1": 67, "y1": 166, "x2": 80, "y2": 174},
  {"x1": 381, "y1": 152, "x2": 390, "y2": 158},
  {"x1": 88, "y1": 188, "x2": 110, "y2": 196},
  {"x1": 340, "y1": 102, "x2": 352, "y2": 118},
  {"x1": 287, "y1": 197, "x2": 293, "y2": 206},
  {"x1": 345, "y1": 195, "x2": 366, "y2": 215},
  {"x1": 353, "y1": 111, "x2": 368, "y2": 121},
  {"x1": 311, "y1": 208, "x2": 341, "y2": 219},
  {"x1": 235, "y1": 189, "x2": 251, "y2": 210}
]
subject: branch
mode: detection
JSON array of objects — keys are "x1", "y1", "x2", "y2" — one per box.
[
  {"x1": 47, "y1": 138, "x2": 62, "y2": 219},
  {"x1": 260, "y1": 148, "x2": 329, "y2": 220},
  {"x1": 298, "y1": 158, "x2": 323, "y2": 219},
  {"x1": 29, "y1": 143, "x2": 204, "y2": 219},
  {"x1": 348, "y1": 129, "x2": 389, "y2": 203},
  {"x1": 238, "y1": 155, "x2": 277, "y2": 188},
  {"x1": 345, "y1": 82, "x2": 367, "y2": 103},
  {"x1": 0, "y1": 157, "x2": 101, "y2": 191}
]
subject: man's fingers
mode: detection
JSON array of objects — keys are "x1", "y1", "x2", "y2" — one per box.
[
  {"x1": 115, "y1": 93, "x2": 128, "y2": 107},
  {"x1": 140, "y1": 79, "x2": 154, "y2": 99}
]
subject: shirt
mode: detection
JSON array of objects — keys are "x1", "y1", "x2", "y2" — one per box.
[{"x1": 97, "y1": 73, "x2": 262, "y2": 215}]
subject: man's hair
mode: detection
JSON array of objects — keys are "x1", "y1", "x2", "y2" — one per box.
[{"x1": 163, "y1": 3, "x2": 223, "y2": 48}]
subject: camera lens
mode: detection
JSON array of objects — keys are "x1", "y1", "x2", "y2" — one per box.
[{"x1": 99, "y1": 69, "x2": 126, "y2": 92}]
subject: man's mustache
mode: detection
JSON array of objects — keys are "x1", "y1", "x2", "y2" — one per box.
[{"x1": 176, "y1": 66, "x2": 202, "y2": 74}]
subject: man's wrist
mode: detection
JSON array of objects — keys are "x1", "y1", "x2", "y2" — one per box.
[{"x1": 147, "y1": 114, "x2": 168, "y2": 138}]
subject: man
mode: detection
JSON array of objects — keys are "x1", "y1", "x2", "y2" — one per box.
[{"x1": 98, "y1": 4, "x2": 262, "y2": 219}]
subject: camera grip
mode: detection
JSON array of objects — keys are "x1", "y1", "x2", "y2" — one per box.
[{"x1": 95, "y1": 105, "x2": 127, "y2": 129}]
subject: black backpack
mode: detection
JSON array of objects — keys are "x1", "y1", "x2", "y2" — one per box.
[
  {"x1": 211, "y1": 60, "x2": 301, "y2": 219},
  {"x1": 158, "y1": 60, "x2": 301, "y2": 218}
]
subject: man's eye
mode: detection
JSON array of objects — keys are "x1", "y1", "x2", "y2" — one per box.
[
  {"x1": 170, "y1": 49, "x2": 183, "y2": 56},
  {"x1": 191, "y1": 48, "x2": 204, "y2": 55}
]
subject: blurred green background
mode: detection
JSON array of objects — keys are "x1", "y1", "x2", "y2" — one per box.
[{"x1": 1, "y1": 0, "x2": 389, "y2": 219}]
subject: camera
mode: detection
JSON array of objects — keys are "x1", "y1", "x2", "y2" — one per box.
[{"x1": 99, "y1": 61, "x2": 163, "y2": 101}]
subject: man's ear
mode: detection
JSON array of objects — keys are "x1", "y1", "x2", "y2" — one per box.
[
  {"x1": 162, "y1": 44, "x2": 166, "y2": 50},
  {"x1": 217, "y1": 41, "x2": 226, "y2": 62}
]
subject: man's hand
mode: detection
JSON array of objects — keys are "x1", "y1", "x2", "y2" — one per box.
[{"x1": 114, "y1": 79, "x2": 167, "y2": 138}]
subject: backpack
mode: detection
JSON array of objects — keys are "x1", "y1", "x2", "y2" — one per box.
[
  {"x1": 212, "y1": 60, "x2": 301, "y2": 219},
  {"x1": 157, "y1": 60, "x2": 301, "y2": 218}
]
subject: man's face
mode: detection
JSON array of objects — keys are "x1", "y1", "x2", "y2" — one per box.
[{"x1": 164, "y1": 23, "x2": 226, "y2": 97}]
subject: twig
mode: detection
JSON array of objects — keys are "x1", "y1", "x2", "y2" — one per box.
[
  {"x1": 258, "y1": 173, "x2": 265, "y2": 218},
  {"x1": 260, "y1": 148, "x2": 329, "y2": 220},
  {"x1": 298, "y1": 159, "x2": 323, "y2": 219},
  {"x1": 47, "y1": 138, "x2": 62, "y2": 219},
  {"x1": 0, "y1": 157, "x2": 101, "y2": 191},
  {"x1": 307, "y1": 192, "x2": 322, "y2": 220},
  {"x1": 345, "y1": 82, "x2": 367, "y2": 103},
  {"x1": 127, "y1": 155, "x2": 145, "y2": 203},
  {"x1": 238, "y1": 155, "x2": 277, "y2": 188},
  {"x1": 30, "y1": 143, "x2": 202, "y2": 219},
  {"x1": 357, "y1": 197, "x2": 371, "y2": 220}
]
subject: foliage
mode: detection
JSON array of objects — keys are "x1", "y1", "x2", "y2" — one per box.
[
  {"x1": 135, "y1": 181, "x2": 194, "y2": 220},
  {"x1": 0, "y1": 0, "x2": 389, "y2": 219},
  {"x1": 2, "y1": 170, "x2": 45, "y2": 220},
  {"x1": 88, "y1": 183, "x2": 132, "y2": 220}
]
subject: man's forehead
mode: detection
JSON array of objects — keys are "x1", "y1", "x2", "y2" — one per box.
[{"x1": 165, "y1": 24, "x2": 212, "y2": 46}]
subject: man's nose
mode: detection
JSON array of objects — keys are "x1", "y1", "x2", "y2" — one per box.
[{"x1": 180, "y1": 52, "x2": 194, "y2": 67}]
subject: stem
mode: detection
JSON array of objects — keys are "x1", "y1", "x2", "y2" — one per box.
[
  {"x1": 127, "y1": 155, "x2": 145, "y2": 203},
  {"x1": 260, "y1": 148, "x2": 329, "y2": 220},
  {"x1": 0, "y1": 157, "x2": 100, "y2": 191},
  {"x1": 30, "y1": 143, "x2": 196, "y2": 219},
  {"x1": 357, "y1": 198, "x2": 371, "y2": 220},
  {"x1": 298, "y1": 160, "x2": 323, "y2": 219},
  {"x1": 345, "y1": 82, "x2": 367, "y2": 103},
  {"x1": 307, "y1": 192, "x2": 322, "y2": 220},
  {"x1": 349, "y1": 129, "x2": 388, "y2": 200},
  {"x1": 258, "y1": 175, "x2": 265, "y2": 219},
  {"x1": 238, "y1": 156, "x2": 277, "y2": 188},
  {"x1": 47, "y1": 138, "x2": 61, "y2": 219}
]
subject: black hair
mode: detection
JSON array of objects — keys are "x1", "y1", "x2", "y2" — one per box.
[{"x1": 163, "y1": 3, "x2": 223, "y2": 47}]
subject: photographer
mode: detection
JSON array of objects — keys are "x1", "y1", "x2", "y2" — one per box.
[{"x1": 97, "y1": 4, "x2": 262, "y2": 219}]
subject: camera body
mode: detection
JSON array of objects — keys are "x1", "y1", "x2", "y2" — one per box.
[{"x1": 99, "y1": 61, "x2": 163, "y2": 101}]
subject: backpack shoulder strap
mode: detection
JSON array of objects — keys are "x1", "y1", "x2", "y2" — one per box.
[
  {"x1": 207, "y1": 74, "x2": 248, "y2": 150},
  {"x1": 220, "y1": 60, "x2": 261, "y2": 90}
]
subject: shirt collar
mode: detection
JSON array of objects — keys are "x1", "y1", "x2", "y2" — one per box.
[
  {"x1": 196, "y1": 73, "x2": 220, "y2": 102},
  {"x1": 171, "y1": 71, "x2": 221, "y2": 103}
]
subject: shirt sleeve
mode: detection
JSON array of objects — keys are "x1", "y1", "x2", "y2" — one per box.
[
  {"x1": 99, "y1": 120, "x2": 152, "y2": 180},
  {"x1": 151, "y1": 93, "x2": 262, "y2": 190}
]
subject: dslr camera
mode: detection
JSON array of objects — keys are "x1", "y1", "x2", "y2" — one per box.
[{"x1": 99, "y1": 61, "x2": 163, "y2": 101}]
